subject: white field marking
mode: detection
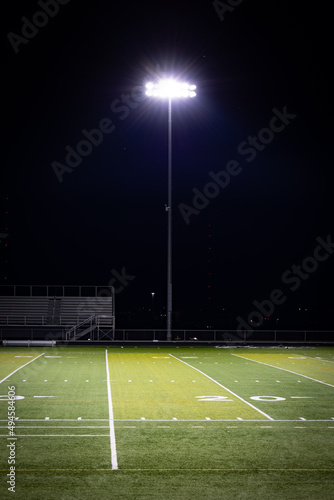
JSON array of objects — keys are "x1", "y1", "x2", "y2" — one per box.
[
  {"x1": 0, "y1": 426, "x2": 110, "y2": 429},
  {"x1": 0, "y1": 353, "x2": 45, "y2": 384},
  {"x1": 250, "y1": 396, "x2": 285, "y2": 402},
  {"x1": 0, "y1": 395, "x2": 24, "y2": 400},
  {"x1": 1, "y1": 418, "x2": 334, "y2": 422},
  {"x1": 181, "y1": 357, "x2": 198, "y2": 359},
  {"x1": 231, "y1": 354, "x2": 334, "y2": 388},
  {"x1": 44, "y1": 356, "x2": 62, "y2": 358},
  {"x1": 0, "y1": 435, "x2": 110, "y2": 437},
  {"x1": 105, "y1": 349, "x2": 118, "y2": 470},
  {"x1": 196, "y1": 396, "x2": 232, "y2": 402},
  {"x1": 294, "y1": 354, "x2": 334, "y2": 364},
  {"x1": 33, "y1": 396, "x2": 56, "y2": 398},
  {"x1": 168, "y1": 354, "x2": 274, "y2": 421},
  {"x1": 299, "y1": 418, "x2": 306, "y2": 421}
]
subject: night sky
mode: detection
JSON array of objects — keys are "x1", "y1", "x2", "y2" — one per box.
[{"x1": 1, "y1": 0, "x2": 333, "y2": 330}]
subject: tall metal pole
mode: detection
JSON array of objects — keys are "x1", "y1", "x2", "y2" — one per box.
[
  {"x1": 167, "y1": 97, "x2": 172, "y2": 341},
  {"x1": 145, "y1": 80, "x2": 196, "y2": 341}
]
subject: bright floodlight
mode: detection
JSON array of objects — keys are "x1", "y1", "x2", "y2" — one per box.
[{"x1": 145, "y1": 79, "x2": 196, "y2": 98}]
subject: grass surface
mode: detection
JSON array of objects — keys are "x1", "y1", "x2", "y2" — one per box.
[{"x1": 0, "y1": 345, "x2": 333, "y2": 499}]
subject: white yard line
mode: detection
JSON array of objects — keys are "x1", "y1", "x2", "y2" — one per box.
[
  {"x1": 105, "y1": 349, "x2": 118, "y2": 470},
  {"x1": 294, "y1": 354, "x2": 334, "y2": 364},
  {"x1": 0, "y1": 435, "x2": 110, "y2": 437},
  {"x1": 231, "y1": 354, "x2": 334, "y2": 388},
  {"x1": 0, "y1": 353, "x2": 45, "y2": 384},
  {"x1": 168, "y1": 353, "x2": 274, "y2": 421},
  {"x1": 0, "y1": 426, "x2": 110, "y2": 428}
]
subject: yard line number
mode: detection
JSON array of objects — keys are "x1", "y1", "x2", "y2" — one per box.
[{"x1": 196, "y1": 395, "x2": 312, "y2": 402}]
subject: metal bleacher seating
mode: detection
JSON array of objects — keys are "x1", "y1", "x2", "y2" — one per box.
[
  {"x1": 0, "y1": 296, "x2": 50, "y2": 325},
  {"x1": 0, "y1": 287, "x2": 115, "y2": 342}
]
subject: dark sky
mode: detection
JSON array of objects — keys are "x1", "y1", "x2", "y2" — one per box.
[{"x1": 1, "y1": 0, "x2": 333, "y2": 329}]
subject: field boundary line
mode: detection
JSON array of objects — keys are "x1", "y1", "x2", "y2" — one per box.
[
  {"x1": 168, "y1": 353, "x2": 274, "y2": 421},
  {"x1": 0, "y1": 434, "x2": 109, "y2": 437},
  {"x1": 0, "y1": 353, "x2": 45, "y2": 384},
  {"x1": 3, "y1": 467, "x2": 334, "y2": 472},
  {"x1": 232, "y1": 354, "x2": 334, "y2": 388},
  {"x1": 105, "y1": 349, "x2": 118, "y2": 470}
]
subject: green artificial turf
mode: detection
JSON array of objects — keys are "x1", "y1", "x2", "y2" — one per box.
[{"x1": 0, "y1": 345, "x2": 333, "y2": 499}]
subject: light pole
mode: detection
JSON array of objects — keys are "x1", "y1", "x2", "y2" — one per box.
[{"x1": 145, "y1": 79, "x2": 196, "y2": 341}]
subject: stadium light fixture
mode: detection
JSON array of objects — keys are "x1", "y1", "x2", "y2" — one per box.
[
  {"x1": 145, "y1": 79, "x2": 196, "y2": 98},
  {"x1": 145, "y1": 78, "x2": 196, "y2": 341}
]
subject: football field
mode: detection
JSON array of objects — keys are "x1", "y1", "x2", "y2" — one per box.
[{"x1": 0, "y1": 345, "x2": 333, "y2": 499}]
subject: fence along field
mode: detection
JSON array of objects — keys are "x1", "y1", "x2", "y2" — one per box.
[{"x1": 0, "y1": 346, "x2": 333, "y2": 499}]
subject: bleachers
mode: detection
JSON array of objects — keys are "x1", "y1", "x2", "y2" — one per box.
[
  {"x1": 57, "y1": 296, "x2": 113, "y2": 326},
  {"x1": 0, "y1": 287, "x2": 115, "y2": 342},
  {"x1": 0, "y1": 295, "x2": 114, "y2": 327},
  {"x1": 0, "y1": 296, "x2": 51, "y2": 325}
]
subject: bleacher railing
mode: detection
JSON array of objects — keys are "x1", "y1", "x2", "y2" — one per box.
[
  {"x1": 0, "y1": 284, "x2": 114, "y2": 297},
  {"x1": 0, "y1": 314, "x2": 115, "y2": 327},
  {"x1": 1, "y1": 329, "x2": 332, "y2": 343}
]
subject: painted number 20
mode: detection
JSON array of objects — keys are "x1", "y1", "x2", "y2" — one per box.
[{"x1": 195, "y1": 396, "x2": 233, "y2": 402}]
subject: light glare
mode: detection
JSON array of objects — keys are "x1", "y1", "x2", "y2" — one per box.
[{"x1": 145, "y1": 79, "x2": 196, "y2": 98}]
